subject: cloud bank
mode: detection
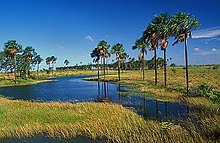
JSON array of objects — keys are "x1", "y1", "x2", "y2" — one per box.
[{"x1": 193, "y1": 27, "x2": 220, "y2": 38}]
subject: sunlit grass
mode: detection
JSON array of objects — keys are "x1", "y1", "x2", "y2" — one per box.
[{"x1": 0, "y1": 97, "x2": 212, "y2": 142}]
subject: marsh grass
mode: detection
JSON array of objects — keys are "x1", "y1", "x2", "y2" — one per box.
[{"x1": 0, "y1": 97, "x2": 214, "y2": 142}]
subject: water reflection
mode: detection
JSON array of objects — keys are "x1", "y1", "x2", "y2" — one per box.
[
  {"x1": 0, "y1": 76, "x2": 189, "y2": 123},
  {"x1": 96, "y1": 82, "x2": 111, "y2": 102},
  {"x1": 95, "y1": 82, "x2": 189, "y2": 123}
]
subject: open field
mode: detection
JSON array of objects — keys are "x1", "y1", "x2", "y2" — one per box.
[{"x1": 0, "y1": 97, "x2": 218, "y2": 142}]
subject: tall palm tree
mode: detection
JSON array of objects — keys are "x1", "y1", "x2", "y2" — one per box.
[
  {"x1": 3, "y1": 40, "x2": 22, "y2": 83},
  {"x1": 22, "y1": 46, "x2": 37, "y2": 79},
  {"x1": 144, "y1": 23, "x2": 159, "y2": 85},
  {"x1": 111, "y1": 43, "x2": 126, "y2": 81},
  {"x1": 91, "y1": 47, "x2": 101, "y2": 79},
  {"x1": 50, "y1": 56, "x2": 57, "y2": 76},
  {"x1": 97, "y1": 40, "x2": 110, "y2": 80},
  {"x1": 153, "y1": 13, "x2": 172, "y2": 87},
  {"x1": 132, "y1": 37, "x2": 148, "y2": 80},
  {"x1": 46, "y1": 57, "x2": 51, "y2": 74},
  {"x1": 171, "y1": 12, "x2": 200, "y2": 95},
  {"x1": 34, "y1": 55, "x2": 43, "y2": 75}
]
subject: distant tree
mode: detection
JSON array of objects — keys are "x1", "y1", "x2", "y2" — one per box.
[
  {"x1": 3, "y1": 40, "x2": 22, "y2": 83},
  {"x1": 22, "y1": 46, "x2": 37, "y2": 79},
  {"x1": 46, "y1": 57, "x2": 52, "y2": 74},
  {"x1": 50, "y1": 56, "x2": 57, "y2": 76},
  {"x1": 34, "y1": 55, "x2": 43, "y2": 75},
  {"x1": 0, "y1": 51, "x2": 8, "y2": 71},
  {"x1": 111, "y1": 43, "x2": 127, "y2": 81},
  {"x1": 64, "y1": 59, "x2": 70, "y2": 67},
  {"x1": 170, "y1": 63, "x2": 176, "y2": 67}
]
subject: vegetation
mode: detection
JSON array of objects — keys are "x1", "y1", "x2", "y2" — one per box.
[
  {"x1": 3, "y1": 40, "x2": 22, "y2": 83},
  {"x1": 171, "y1": 12, "x2": 200, "y2": 95},
  {"x1": 132, "y1": 37, "x2": 148, "y2": 80},
  {"x1": 0, "y1": 97, "x2": 217, "y2": 142},
  {"x1": 111, "y1": 43, "x2": 127, "y2": 81}
]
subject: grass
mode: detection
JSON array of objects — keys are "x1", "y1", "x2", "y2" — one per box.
[
  {"x1": 0, "y1": 97, "x2": 215, "y2": 142},
  {"x1": 85, "y1": 66, "x2": 220, "y2": 107},
  {"x1": 0, "y1": 66, "x2": 219, "y2": 142}
]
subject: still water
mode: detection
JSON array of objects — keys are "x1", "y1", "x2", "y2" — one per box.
[
  {"x1": 0, "y1": 76, "x2": 189, "y2": 122},
  {"x1": 0, "y1": 76, "x2": 190, "y2": 142}
]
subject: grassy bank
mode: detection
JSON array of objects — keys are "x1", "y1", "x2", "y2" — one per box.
[
  {"x1": 85, "y1": 66, "x2": 220, "y2": 108},
  {"x1": 0, "y1": 97, "x2": 214, "y2": 142}
]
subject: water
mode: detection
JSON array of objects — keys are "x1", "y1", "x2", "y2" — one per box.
[
  {"x1": 0, "y1": 76, "x2": 189, "y2": 122},
  {"x1": 0, "y1": 76, "x2": 190, "y2": 142},
  {"x1": 0, "y1": 135, "x2": 104, "y2": 143}
]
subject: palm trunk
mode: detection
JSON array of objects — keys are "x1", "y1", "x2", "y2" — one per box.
[
  {"x1": 143, "y1": 50, "x2": 145, "y2": 80},
  {"x1": 185, "y1": 34, "x2": 189, "y2": 95},
  {"x1": 48, "y1": 64, "x2": 50, "y2": 75},
  {"x1": 10, "y1": 60, "x2": 13, "y2": 73},
  {"x1": 97, "y1": 60, "x2": 100, "y2": 80},
  {"x1": 103, "y1": 57, "x2": 106, "y2": 80},
  {"x1": 52, "y1": 64, "x2": 54, "y2": 76},
  {"x1": 37, "y1": 61, "x2": 39, "y2": 76},
  {"x1": 154, "y1": 49, "x2": 157, "y2": 85},
  {"x1": 28, "y1": 61, "x2": 30, "y2": 79},
  {"x1": 164, "y1": 49, "x2": 167, "y2": 87},
  {"x1": 14, "y1": 55, "x2": 17, "y2": 84},
  {"x1": 118, "y1": 59, "x2": 120, "y2": 81}
]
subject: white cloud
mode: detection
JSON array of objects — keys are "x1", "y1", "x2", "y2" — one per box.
[
  {"x1": 191, "y1": 48, "x2": 220, "y2": 56},
  {"x1": 193, "y1": 27, "x2": 220, "y2": 39},
  {"x1": 194, "y1": 48, "x2": 200, "y2": 52},
  {"x1": 212, "y1": 48, "x2": 217, "y2": 52},
  {"x1": 85, "y1": 35, "x2": 94, "y2": 42}
]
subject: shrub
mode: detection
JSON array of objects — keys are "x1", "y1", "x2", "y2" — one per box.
[
  {"x1": 191, "y1": 83, "x2": 220, "y2": 104},
  {"x1": 212, "y1": 65, "x2": 219, "y2": 70}
]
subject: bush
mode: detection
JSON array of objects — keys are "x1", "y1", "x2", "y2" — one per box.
[
  {"x1": 191, "y1": 83, "x2": 220, "y2": 104},
  {"x1": 30, "y1": 75, "x2": 49, "y2": 80},
  {"x1": 212, "y1": 65, "x2": 219, "y2": 70},
  {"x1": 172, "y1": 82, "x2": 185, "y2": 93}
]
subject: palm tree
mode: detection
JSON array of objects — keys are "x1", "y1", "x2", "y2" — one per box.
[
  {"x1": 144, "y1": 23, "x2": 159, "y2": 85},
  {"x1": 51, "y1": 56, "x2": 57, "y2": 76},
  {"x1": 153, "y1": 13, "x2": 172, "y2": 87},
  {"x1": 91, "y1": 47, "x2": 101, "y2": 79},
  {"x1": 34, "y1": 55, "x2": 43, "y2": 75},
  {"x1": 171, "y1": 12, "x2": 200, "y2": 95},
  {"x1": 111, "y1": 43, "x2": 126, "y2": 81},
  {"x1": 46, "y1": 57, "x2": 51, "y2": 74},
  {"x1": 132, "y1": 37, "x2": 148, "y2": 80},
  {"x1": 22, "y1": 46, "x2": 37, "y2": 79},
  {"x1": 64, "y1": 59, "x2": 70, "y2": 67},
  {"x1": 3, "y1": 40, "x2": 22, "y2": 83},
  {"x1": 97, "y1": 40, "x2": 110, "y2": 80}
]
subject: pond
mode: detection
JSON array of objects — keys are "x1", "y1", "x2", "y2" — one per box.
[
  {"x1": 0, "y1": 76, "x2": 190, "y2": 142},
  {"x1": 0, "y1": 76, "x2": 189, "y2": 122}
]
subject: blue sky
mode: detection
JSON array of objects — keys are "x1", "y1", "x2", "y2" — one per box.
[{"x1": 0, "y1": 0, "x2": 220, "y2": 69}]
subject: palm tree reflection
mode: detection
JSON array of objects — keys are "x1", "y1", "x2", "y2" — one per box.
[{"x1": 97, "y1": 82, "x2": 111, "y2": 102}]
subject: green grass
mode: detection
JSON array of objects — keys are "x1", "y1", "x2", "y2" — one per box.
[{"x1": 0, "y1": 97, "x2": 214, "y2": 142}]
